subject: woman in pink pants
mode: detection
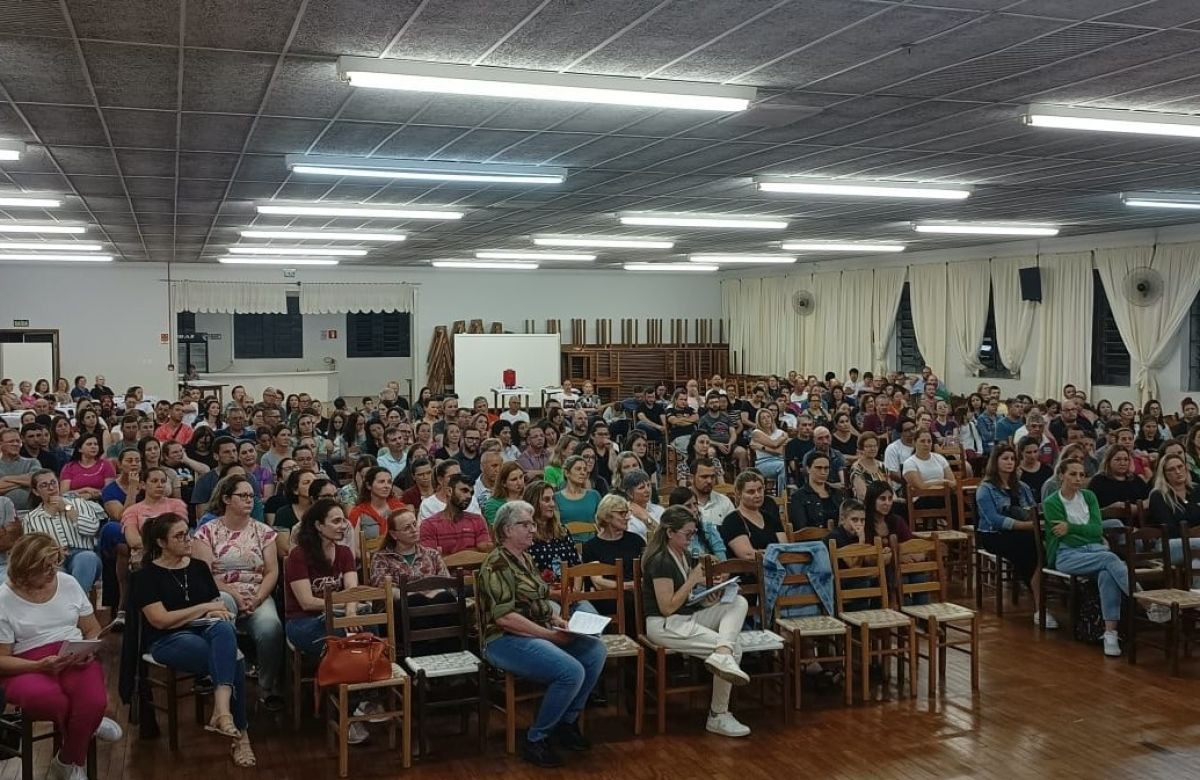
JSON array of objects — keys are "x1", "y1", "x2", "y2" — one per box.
[{"x1": 0, "y1": 533, "x2": 123, "y2": 780}]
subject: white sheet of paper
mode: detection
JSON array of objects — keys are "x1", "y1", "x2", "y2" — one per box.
[
  {"x1": 60, "y1": 639, "x2": 102, "y2": 658},
  {"x1": 566, "y1": 611, "x2": 612, "y2": 635}
]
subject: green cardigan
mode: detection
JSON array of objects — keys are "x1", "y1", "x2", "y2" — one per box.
[{"x1": 1042, "y1": 488, "x2": 1103, "y2": 567}]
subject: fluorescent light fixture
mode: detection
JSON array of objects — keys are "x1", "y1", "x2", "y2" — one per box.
[
  {"x1": 532, "y1": 235, "x2": 675, "y2": 249},
  {"x1": 0, "y1": 140, "x2": 25, "y2": 161},
  {"x1": 1121, "y1": 192, "x2": 1200, "y2": 210},
  {"x1": 219, "y1": 258, "x2": 339, "y2": 266},
  {"x1": 688, "y1": 254, "x2": 795, "y2": 265},
  {"x1": 0, "y1": 195, "x2": 61, "y2": 208},
  {"x1": 286, "y1": 155, "x2": 565, "y2": 185},
  {"x1": 257, "y1": 204, "x2": 463, "y2": 220},
  {"x1": 755, "y1": 177, "x2": 971, "y2": 200},
  {"x1": 624, "y1": 262, "x2": 718, "y2": 272},
  {"x1": 1023, "y1": 104, "x2": 1200, "y2": 138},
  {"x1": 240, "y1": 229, "x2": 407, "y2": 242},
  {"x1": 619, "y1": 212, "x2": 787, "y2": 230},
  {"x1": 476, "y1": 250, "x2": 594, "y2": 262},
  {"x1": 781, "y1": 241, "x2": 906, "y2": 253},
  {"x1": 0, "y1": 223, "x2": 87, "y2": 234},
  {"x1": 0, "y1": 242, "x2": 103, "y2": 251},
  {"x1": 0, "y1": 253, "x2": 112, "y2": 262},
  {"x1": 913, "y1": 222, "x2": 1059, "y2": 237},
  {"x1": 432, "y1": 260, "x2": 537, "y2": 270},
  {"x1": 227, "y1": 246, "x2": 367, "y2": 257},
  {"x1": 338, "y1": 57, "x2": 755, "y2": 112}
]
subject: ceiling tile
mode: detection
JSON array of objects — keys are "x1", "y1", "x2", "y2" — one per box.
[{"x1": 82, "y1": 42, "x2": 179, "y2": 110}]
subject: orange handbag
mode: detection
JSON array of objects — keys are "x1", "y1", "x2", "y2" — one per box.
[{"x1": 314, "y1": 633, "x2": 392, "y2": 710}]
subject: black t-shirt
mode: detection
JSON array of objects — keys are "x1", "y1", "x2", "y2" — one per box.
[
  {"x1": 830, "y1": 434, "x2": 858, "y2": 457},
  {"x1": 786, "y1": 438, "x2": 814, "y2": 479},
  {"x1": 264, "y1": 493, "x2": 290, "y2": 517},
  {"x1": 665, "y1": 408, "x2": 697, "y2": 439},
  {"x1": 720, "y1": 509, "x2": 785, "y2": 552},
  {"x1": 1087, "y1": 473, "x2": 1150, "y2": 509},
  {"x1": 1019, "y1": 464, "x2": 1053, "y2": 499},
  {"x1": 581, "y1": 532, "x2": 645, "y2": 583},
  {"x1": 1148, "y1": 487, "x2": 1200, "y2": 536},
  {"x1": 636, "y1": 402, "x2": 661, "y2": 427},
  {"x1": 641, "y1": 549, "x2": 699, "y2": 618},
  {"x1": 130, "y1": 558, "x2": 221, "y2": 649}
]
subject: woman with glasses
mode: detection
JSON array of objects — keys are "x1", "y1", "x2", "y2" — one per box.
[
  {"x1": 23, "y1": 470, "x2": 104, "y2": 594},
  {"x1": 191, "y1": 475, "x2": 284, "y2": 712},
  {"x1": 369, "y1": 506, "x2": 458, "y2": 653}
]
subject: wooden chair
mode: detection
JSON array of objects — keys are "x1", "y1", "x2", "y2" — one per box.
[
  {"x1": 322, "y1": 582, "x2": 412, "y2": 778},
  {"x1": 906, "y1": 485, "x2": 952, "y2": 532},
  {"x1": 0, "y1": 711, "x2": 97, "y2": 780},
  {"x1": 443, "y1": 549, "x2": 488, "y2": 575},
  {"x1": 565, "y1": 521, "x2": 597, "y2": 544},
  {"x1": 560, "y1": 559, "x2": 645, "y2": 735},
  {"x1": 769, "y1": 550, "x2": 852, "y2": 709},
  {"x1": 1100, "y1": 501, "x2": 1140, "y2": 528},
  {"x1": 829, "y1": 538, "x2": 918, "y2": 701},
  {"x1": 787, "y1": 526, "x2": 829, "y2": 544},
  {"x1": 892, "y1": 535, "x2": 979, "y2": 696},
  {"x1": 397, "y1": 572, "x2": 486, "y2": 757},
  {"x1": 360, "y1": 533, "x2": 386, "y2": 579},
  {"x1": 1125, "y1": 524, "x2": 1200, "y2": 675},
  {"x1": 472, "y1": 594, "x2": 545, "y2": 755},
  {"x1": 714, "y1": 483, "x2": 737, "y2": 499},
  {"x1": 134, "y1": 616, "x2": 217, "y2": 750},
  {"x1": 632, "y1": 558, "x2": 712, "y2": 734},
  {"x1": 1031, "y1": 512, "x2": 1080, "y2": 634},
  {"x1": 773, "y1": 494, "x2": 790, "y2": 531},
  {"x1": 703, "y1": 554, "x2": 788, "y2": 720}
]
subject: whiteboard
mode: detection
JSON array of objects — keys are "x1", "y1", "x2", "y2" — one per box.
[
  {"x1": 453, "y1": 334, "x2": 560, "y2": 409},
  {"x1": 0, "y1": 343, "x2": 54, "y2": 388}
]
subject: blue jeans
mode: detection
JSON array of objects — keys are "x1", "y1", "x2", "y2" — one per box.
[
  {"x1": 64, "y1": 549, "x2": 101, "y2": 593},
  {"x1": 755, "y1": 454, "x2": 786, "y2": 495},
  {"x1": 482, "y1": 633, "x2": 606, "y2": 743},
  {"x1": 285, "y1": 614, "x2": 331, "y2": 661},
  {"x1": 220, "y1": 593, "x2": 283, "y2": 696},
  {"x1": 1053, "y1": 543, "x2": 1129, "y2": 622},
  {"x1": 149, "y1": 621, "x2": 248, "y2": 730}
]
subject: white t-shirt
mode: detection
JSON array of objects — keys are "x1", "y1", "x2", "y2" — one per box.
[
  {"x1": 627, "y1": 504, "x2": 665, "y2": 538},
  {"x1": 1061, "y1": 491, "x2": 1090, "y2": 525},
  {"x1": 0, "y1": 572, "x2": 92, "y2": 655},
  {"x1": 697, "y1": 491, "x2": 735, "y2": 527},
  {"x1": 418, "y1": 493, "x2": 483, "y2": 521},
  {"x1": 883, "y1": 439, "x2": 915, "y2": 489},
  {"x1": 902, "y1": 452, "x2": 951, "y2": 485},
  {"x1": 499, "y1": 410, "x2": 530, "y2": 425}
]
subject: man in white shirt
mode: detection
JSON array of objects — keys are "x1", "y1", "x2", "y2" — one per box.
[
  {"x1": 418, "y1": 460, "x2": 482, "y2": 520},
  {"x1": 691, "y1": 457, "x2": 734, "y2": 526},
  {"x1": 499, "y1": 396, "x2": 530, "y2": 425},
  {"x1": 883, "y1": 419, "x2": 917, "y2": 493},
  {"x1": 376, "y1": 424, "x2": 412, "y2": 479},
  {"x1": 551, "y1": 379, "x2": 581, "y2": 409},
  {"x1": 474, "y1": 448, "x2": 503, "y2": 506}
]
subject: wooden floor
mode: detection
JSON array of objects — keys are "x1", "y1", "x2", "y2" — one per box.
[{"x1": 7, "y1": 602, "x2": 1200, "y2": 780}]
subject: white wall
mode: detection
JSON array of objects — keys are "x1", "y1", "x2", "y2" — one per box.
[{"x1": 1, "y1": 262, "x2": 722, "y2": 401}]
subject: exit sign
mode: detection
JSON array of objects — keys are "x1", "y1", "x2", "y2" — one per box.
[{"x1": 12, "y1": 319, "x2": 28, "y2": 327}]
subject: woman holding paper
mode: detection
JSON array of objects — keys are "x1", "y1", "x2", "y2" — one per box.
[
  {"x1": 641, "y1": 506, "x2": 752, "y2": 739},
  {"x1": 0, "y1": 533, "x2": 123, "y2": 780},
  {"x1": 476, "y1": 500, "x2": 607, "y2": 768}
]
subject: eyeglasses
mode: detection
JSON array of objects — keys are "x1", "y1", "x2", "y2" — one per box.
[
  {"x1": 231, "y1": 492, "x2": 255, "y2": 500},
  {"x1": 514, "y1": 520, "x2": 537, "y2": 529},
  {"x1": 673, "y1": 529, "x2": 697, "y2": 540}
]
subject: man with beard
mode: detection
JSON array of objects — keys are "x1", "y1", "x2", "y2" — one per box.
[{"x1": 419, "y1": 474, "x2": 492, "y2": 556}]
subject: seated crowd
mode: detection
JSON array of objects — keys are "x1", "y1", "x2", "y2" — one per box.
[{"x1": 0, "y1": 369, "x2": 1198, "y2": 774}]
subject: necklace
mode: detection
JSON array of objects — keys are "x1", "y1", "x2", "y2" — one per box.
[{"x1": 167, "y1": 566, "x2": 190, "y2": 602}]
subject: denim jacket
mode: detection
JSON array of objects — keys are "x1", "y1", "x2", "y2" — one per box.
[
  {"x1": 975, "y1": 412, "x2": 998, "y2": 453},
  {"x1": 761, "y1": 542, "x2": 835, "y2": 624},
  {"x1": 688, "y1": 520, "x2": 728, "y2": 561},
  {"x1": 975, "y1": 480, "x2": 1035, "y2": 534}
]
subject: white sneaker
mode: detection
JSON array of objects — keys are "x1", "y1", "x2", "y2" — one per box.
[
  {"x1": 353, "y1": 700, "x2": 389, "y2": 724},
  {"x1": 94, "y1": 716, "x2": 123, "y2": 743},
  {"x1": 1146, "y1": 604, "x2": 1172, "y2": 624},
  {"x1": 706, "y1": 711, "x2": 751, "y2": 738},
  {"x1": 1103, "y1": 631, "x2": 1121, "y2": 657},
  {"x1": 704, "y1": 652, "x2": 750, "y2": 686},
  {"x1": 1033, "y1": 612, "x2": 1059, "y2": 630},
  {"x1": 346, "y1": 721, "x2": 369, "y2": 745},
  {"x1": 46, "y1": 756, "x2": 86, "y2": 780}
]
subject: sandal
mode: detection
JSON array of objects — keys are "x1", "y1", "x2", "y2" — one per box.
[
  {"x1": 205, "y1": 713, "x2": 239, "y2": 738},
  {"x1": 231, "y1": 734, "x2": 257, "y2": 768}
]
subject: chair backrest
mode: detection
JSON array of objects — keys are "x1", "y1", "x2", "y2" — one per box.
[
  {"x1": 560, "y1": 559, "x2": 625, "y2": 635},
  {"x1": 565, "y1": 521, "x2": 597, "y2": 543},
  {"x1": 1180, "y1": 523, "x2": 1200, "y2": 589},
  {"x1": 773, "y1": 495, "x2": 790, "y2": 532},
  {"x1": 938, "y1": 445, "x2": 966, "y2": 477},
  {"x1": 396, "y1": 571, "x2": 470, "y2": 659},
  {"x1": 632, "y1": 557, "x2": 649, "y2": 641},
  {"x1": 360, "y1": 533, "x2": 386, "y2": 578},
  {"x1": 323, "y1": 582, "x2": 397, "y2": 662},
  {"x1": 1099, "y1": 501, "x2": 1136, "y2": 526},
  {"x1": 770, "y1": 550, "x2": 828, "y2": 623},
  {"x1": 906, "y1": 484, "x2": 951, "y2": 532},
  {"x1": 956, "y1": 477, "x2": 981, "y2": 529},
  {"x1": 892, "y1": 535, "x2": 946, "y2": 603},
  {"x1": 787, "y1": 526, "x2": 829, "y2": 543},
  {"x1": 829, "y1": 538, "x2": 889, "y2": 613},
  {"x1": 1030, "y1": 507, "x2": 1050, "y2": 571},
  {"x1": 1119, "y1": 525, "x2": 1171, "y2": 590},
  {"x1": 704, "y1": 553, "x2": 765, "y2": 627},
  {"x1": 443, "y1": 549, "x2": 488, "y2": 573},
  {"x1": 714, "y1": 483, "x2": 736, "y2": 498}
]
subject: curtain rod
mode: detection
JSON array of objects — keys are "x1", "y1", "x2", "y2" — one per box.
[{"x1": 157, "y1": 279, "x2": 421, "y2": 287}]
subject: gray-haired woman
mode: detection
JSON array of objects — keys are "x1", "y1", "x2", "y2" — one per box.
[
  {"x1": 621, "y1": 469, "x2": 663, "y2": 538},
  {"x1": 477, "y1": 501, "x2": 607, "y2": 768}
]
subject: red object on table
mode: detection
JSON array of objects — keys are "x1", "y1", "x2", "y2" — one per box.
[{"x1": 503, "y1": 369, "x2": 516, "y2": 389}]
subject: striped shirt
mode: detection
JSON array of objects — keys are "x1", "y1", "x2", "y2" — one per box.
[{"x1": 22, "y1": 496, "x2": 103, "y2": 551}]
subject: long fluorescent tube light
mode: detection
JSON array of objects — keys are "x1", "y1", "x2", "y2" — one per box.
[
  {"x1": 625, "y1": 262, "x2": 718, "y2": 272},
  {"x1": 219, "y1": 258, "x2": 339, "y2": 266},
  {"x1": 0, "y1": 253, "x2": 112, "y2": 262},
  {"x1": 0, "y1": 242, "x2": 103, "y2": 251},
  {"x1": 619, "y1": 212, "x2": 787, "y2": 230},
  {"x1": 338, "y1": 57, "x2": 755, "y2": 112},
  {"x1": 0, "y1": 223, "x2": 87, "y2": 234},
  {"x1": 286, "y1": 155, "x2": 566, "y2": 185},
  {"x1": 1023, "y1": 104, "x2": 1200, "y2": 138},
  {"x1": 0, "y1": 141, "x2": 25, "y2": 161},
  {"x1": 257, "y1": 204, "x2": 463, "y2": 220},
  {"x1": 227, "y1": 246, "x2": 367, "y2": 257},
  {"x1": 781, "y1": 242, "x2": 906, "y2": 253},
  {"x1": 755, "y1": 177, "x2": 971, "y2": 200},
  {"x1": 689, "y1": 254, "x2": 795, "y2": 265},
  {"x1": 432, "y1": 260, "x2": 537, "y2": 270},
  {"x1": 0, "y1": 195, "x2": 61, "y2": 208},
  {"x1": 240, "y1": 229, "x2": 407, "y2": 242},
  {"x1": 913, "y1": 222, "x2": 1059, "y2": 237},
  {"x1": 533, "y1": 235, "x2": 674, "y2": 249},
  {"x1": 1121, "y1": 193, "x2": 1200, "y2": 210},
  {"x1": 476, "y1": 250, "x2": 594, "y2": 262}
]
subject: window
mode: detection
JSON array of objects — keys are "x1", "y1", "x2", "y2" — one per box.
[
  {"x1": 346, "y1": 311, "x2": 411, "y2": 358},
  {"x1": 894, "y1": 283, "x2": 925, "y2": 373},
  {"x1": 1190, "y1": 290, "x2": 1200, "y2": 391},
  {"x1": 1091, "y1": 270, "x2": 1130, "y2": 386},
  {"x1": 977, "y1": 287, "x2": 1012, "y2": 379},
  {"x1": 234, "y1": 295, "x2": 303, "y2": 359}
]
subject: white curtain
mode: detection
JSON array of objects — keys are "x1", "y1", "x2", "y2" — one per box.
[
  {"x1": 837, "y1": 268, "x2": 874, "y2": 376},
  {"x1": 170, "y1": 280, "x2": 287, "y2": 313},
  {"x1": 946, "y1": 259, "x2": 991, "y2": 375},
  {"x1": 907, "y1": 263, "x2": 948, "y2": 379},
  {"x1": 799, "y1": 272, "x2": 841, "y2": 377},
  {"x1": 1034, "y1": 251, "x2": 1093, "y2": 399},
  {"x1": 1094, "y1": 242, "x2": 1200, "y2": 404},
  {"x1": 299, "y1": 282, "x2": 414, "y2": 314},
  {"x1": 989, "y1": 256, "x2": 1038, "y2": 375},
  {"x1": 870, "y1": 267, "x2": 906, "y2": 375},
  {"x1": 721, "y1": 279, "x2": 747, "y2": 373}
]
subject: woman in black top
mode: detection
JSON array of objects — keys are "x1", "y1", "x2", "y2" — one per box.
[
  {"x1": 1087, "y1": 445, "x2": 1150, "y2": 515},
  {"x1": 129, "y1": 513, "x2": 255, "y2": 766},
  {"x1": 789, "y1": 452, "x2": 844, "y2": 530},
  {"x1": 1148, "y1": 455, "x2": 1200, "y2": 567},
  {"x1": 830, "y1": 413, "x2": 859, "y2": 458},
  {"x1": 720, "y1": 470, "x2": 786, "y2": 560},
  {"x1": 581, "y1": 493, "x2": 645, "y2": 621},
  {"x1": 1017, "y1": 436, "x2": 1053, "y2": 498}
]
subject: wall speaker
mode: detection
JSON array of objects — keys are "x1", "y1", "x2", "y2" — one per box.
[{"x1": 1019, "y1": 266, "x2": 1042, "y2": 303}]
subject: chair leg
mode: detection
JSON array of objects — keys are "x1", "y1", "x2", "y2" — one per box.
[
  {"x1": 907, "y1": 624, "x2": 918, "y2": 700},
  {"x1": 634, "y1": 655, "x2": 645, "y2": 736},
  {"x1": 87, "y1": 737, "x2": 97, "y2": 780},
  {"x1": 505, "y1": 675, "x2": 517, "y2": 755},
  {"x1": 656, "y1": 654, "x2": 667, "y2": 735},
  {"x1": 927, "y1": 619, "x2": 938, "y2": 698},
  {"x1": 478, "y1": 668, "x2": 489, "y2": 754},
  {"x1": 402, "y1": 679, "x2": 412, "y2": 769},
  {"x1": 970, "y1": 616, "x2": 980, "y2": 691},
  {"x1": 291, "y1": 649, "x2": 302, "y2": 731},
  {"x1": 165, "y1": 674, "x2": 179, "y2": 751},
  {"x1": 792, "y1": 636, "x2": 803, "y2": 711},
  {"x1": 859, "y1": 628, "x2": 870, "y2": 703},
  {"x1": 338, "y1": 687, "x2": 349, "y2": 779},
  {"x1": 20, "y1": 717, "x2": 33, "y2": 780},
  {"x1": 842, "y1": 633, "x2": 853, "y2": 707},
  {"x1": 975, "y1": 555, "x2": 984, "y2": 611}
]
